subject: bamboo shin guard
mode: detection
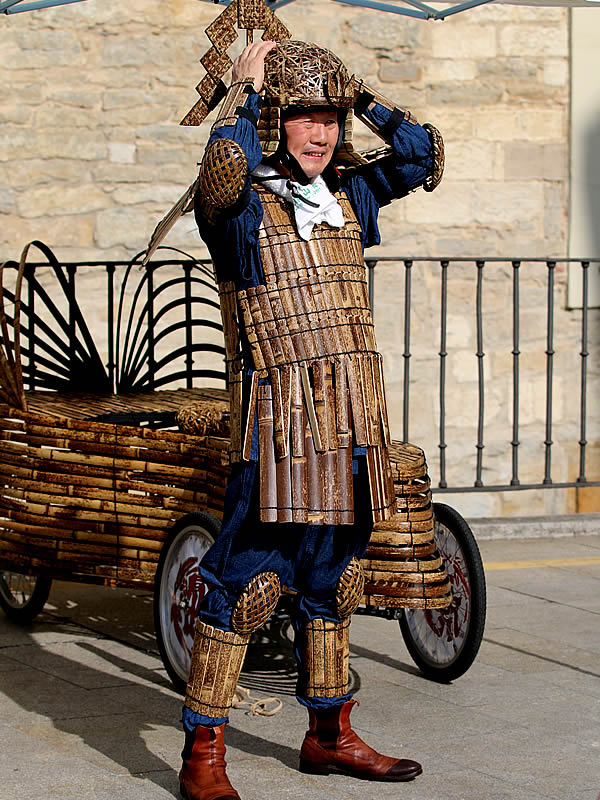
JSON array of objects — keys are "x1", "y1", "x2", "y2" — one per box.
[
  {"x1": 184, "y1": 619, "x2": 250, "y2": 719},
  {"x1": 301, "y1": 618, "x2": 351, "y2": 699}
]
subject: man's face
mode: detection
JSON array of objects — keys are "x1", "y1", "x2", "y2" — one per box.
[{"x1": 283, "y1": 109, "x2": 340, "y2": 180}]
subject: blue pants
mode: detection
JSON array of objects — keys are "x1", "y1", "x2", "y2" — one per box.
[{"x1": 183, "y1": 453, "x2": 373, "y2": 731}]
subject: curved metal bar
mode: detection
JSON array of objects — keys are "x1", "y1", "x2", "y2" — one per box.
[
  {"x1": 21, "y1": 350, "x2": 72, "y2": 381},
  {"x1": 118, "y1": 298, "x2": 223, "y2": 392},
  {"x1": 151, "y1": 295, "x2": 220, "y2": 329},
  {"x1": 119, "y1": 294, "x2": 152, "y2": 386},
  {"x1": 331, "y1": 0, "x2": 494, "y2": 21},
  {"x1": 132, "y1": 347, "x2": 227, "y2": 391},
  {"x1": 117, "y1": 250, "x2": 220, "y2": 391},
  {"x1": 152, "y1": 343, "x2": 226, "y2": 375},
  {"x1": 40, "y1": 246, "x2": 108, "y2": 387},
  {"x1": 2, "y1": 250, "x2": 109, "y2": 393},
  {"x1": 115, "y1": 258, "x2": 145, "y2": 388},
  {"x1": 151, "y1": 369, "x2": 227, "y2": 392},
  {"x1": 1, "y1": 0, "x2": 87, "y2": 13},
  {"x1": 119, "y1": 327, "x2": 152, "y2": 390},
  {"x1": 13, "y1": 270, "x2": 97, "y2": 366},
  {"x1": 3, "y1": 304, "x2": 76, "y2": 368},
  {"x1": 152, "y1": 319, "x2": 224, "y2": 348}
]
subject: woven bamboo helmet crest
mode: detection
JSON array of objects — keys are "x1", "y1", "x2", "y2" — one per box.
[{"x1": 262, "y1": 40, "x2": 354, "y2": 109}]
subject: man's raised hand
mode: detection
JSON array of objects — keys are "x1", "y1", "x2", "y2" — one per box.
[{"x1": 231, "y1": 40, "x2": 276, "y2": 92}]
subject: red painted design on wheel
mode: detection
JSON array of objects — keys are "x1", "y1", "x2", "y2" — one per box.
[
  {"x1": 171, "y1": 556, "x2": 209, "y2": 655},
  {"x1": 423, "y1": 555, "x2": 470, "y2": 642}
]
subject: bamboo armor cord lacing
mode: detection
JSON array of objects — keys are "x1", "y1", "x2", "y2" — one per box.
[{"x1": 232, "y1": 685, "x2": 282, "y2": 716}]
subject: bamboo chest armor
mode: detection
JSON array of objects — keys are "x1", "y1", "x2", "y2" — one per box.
[{"x1": 220, "y1": 185, "x2": 399, "y2": 525}]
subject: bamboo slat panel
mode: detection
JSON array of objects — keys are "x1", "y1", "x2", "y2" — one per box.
[
  {"x1": 25, "y1": 387, "x2": 229, "y2": 420},
  {"x1": 0, "y1": 388, "x2": 230, "y2": 589}
]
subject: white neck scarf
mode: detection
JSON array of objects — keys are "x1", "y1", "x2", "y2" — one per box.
[{"x1": 252, "y1": 164, "x2": 345, "y2": 241}]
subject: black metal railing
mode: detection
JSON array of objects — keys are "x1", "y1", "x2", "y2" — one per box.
[
  {"x1": 0, "y1": 247, "x2": 226, "y2": 397},
  {"x1": 366, "y1": 257, "x2": 599, "y2": 494},
  {"x1": 2, "y1": 250, "x2": 598, "y2": 495},
  {"x1": 115, "y1": 253, "x2": 225, "y2": 393}
]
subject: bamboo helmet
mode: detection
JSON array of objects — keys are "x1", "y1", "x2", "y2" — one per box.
[{"x1": 258, "y1": 40, "x2": 362, "y2": 167}]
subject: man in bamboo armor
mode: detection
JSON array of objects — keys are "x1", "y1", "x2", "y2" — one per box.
[{"x1": 179, "y1": 38, "x2": 445, "y2": 800}]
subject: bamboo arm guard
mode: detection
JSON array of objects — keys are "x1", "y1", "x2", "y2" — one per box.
[
  {"x1": 210, "y1": 79, "x2": 258, "y2": 133},
  {"x1": 352, "y1": 79, "x2": 418, "y2": 137}
]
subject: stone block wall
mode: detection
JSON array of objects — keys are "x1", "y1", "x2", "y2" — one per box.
[{"x1": 1, "y1": 0, "x2": 597, "y2": 516}]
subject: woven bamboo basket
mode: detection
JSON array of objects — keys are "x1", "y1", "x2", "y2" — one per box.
[
  {"x1": 177, "y1": 408, "x2": 451, "y2": 610},
  {"x1": 362, "y1": 441, "x2": 452, "y2": 609}
]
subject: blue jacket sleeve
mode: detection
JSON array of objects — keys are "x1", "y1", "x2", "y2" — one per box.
[{"x1": 342, "y1": 103, "x2": 434, "y2": 249}]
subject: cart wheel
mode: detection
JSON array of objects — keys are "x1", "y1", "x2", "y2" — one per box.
[
  {"x1": 154, "y1": 512, "x2": 221, "y2": 694},
  {"x1": 0, "y1": 571, "x2": 52, "y2": 623},
  {"x1": 399, "y1": 502, "x2": 486, "y2": 682}
]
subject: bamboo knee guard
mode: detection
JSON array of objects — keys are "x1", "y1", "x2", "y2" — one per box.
[{"x1": 184, "y1": 572, "x2": 281, "y2": 718}]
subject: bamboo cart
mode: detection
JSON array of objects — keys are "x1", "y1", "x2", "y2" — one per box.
[{"x1": 0, "y1": 243, "x2": 485, "y2": 691}]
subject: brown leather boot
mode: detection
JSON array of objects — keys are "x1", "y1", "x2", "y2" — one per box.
[
  {"x1": 299, "y1": 700, "x2": 422, "y2": 782},
  {"x1": 179, "y1": 723, "x2": 240, "y2": 800}
]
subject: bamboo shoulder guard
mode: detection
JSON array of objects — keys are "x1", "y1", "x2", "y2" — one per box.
[
  {"x1": 422, "y1": 122, "x2": 445, "y2": 192},
  {"x1": 197, "y1": 137, "x2": 248, "y2": 224},
  {"x1": 196, "y1": 79, "x2": 258, "y2": 224}
]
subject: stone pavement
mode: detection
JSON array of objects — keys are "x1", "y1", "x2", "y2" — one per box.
[{"x1": 1, "y1": 530, "x2": 599, "y2": 800}]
